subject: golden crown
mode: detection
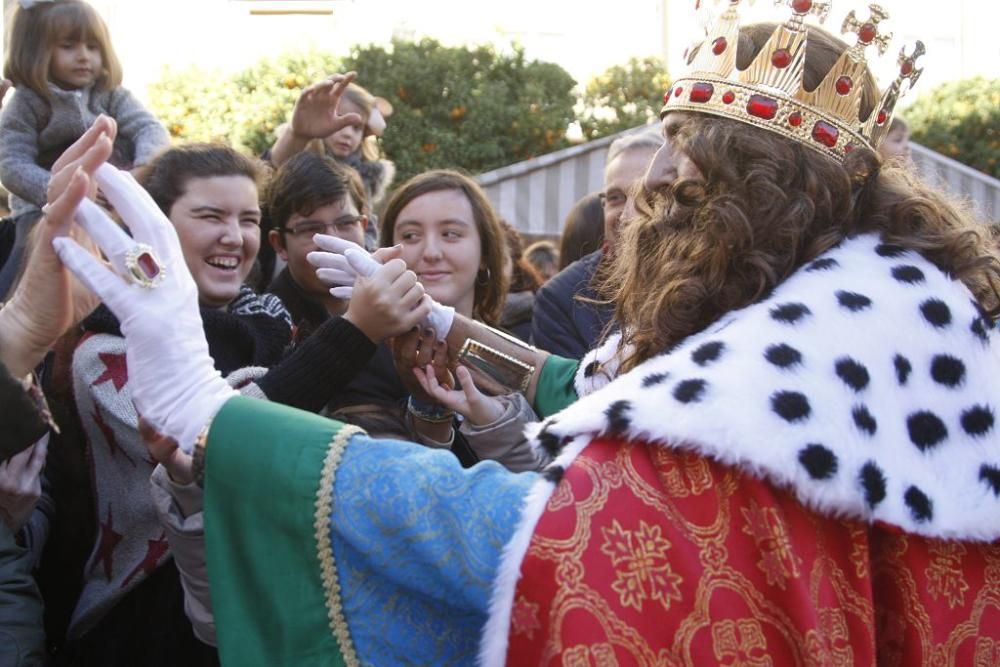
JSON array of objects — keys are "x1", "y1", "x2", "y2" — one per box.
[{"x1": 661, "y1": 0, "x2": 925, "y2": 161}]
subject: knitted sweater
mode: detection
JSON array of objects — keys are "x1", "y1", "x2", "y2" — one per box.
[
  {"x1": 0, "y1": 84, "x2": 169, "y2": 216},
  {"x1": 68, "y1": 290, "x2": 290, "y2": 640}
]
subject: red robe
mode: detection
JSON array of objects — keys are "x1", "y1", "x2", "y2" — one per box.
[{"x1": 508, "y1": 438, "x2": 1000, "y2": 665}]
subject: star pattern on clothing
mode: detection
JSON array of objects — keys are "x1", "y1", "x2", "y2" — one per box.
[
  {"x1": 122, "y1": 532, "x2": 171, "y2": 588},
  {"x1": 91, "y1": 405, "x2": 136, "y2": 467},
  {"x1": 95, "y1": 504, "x2": 124, "y2": 582},
  {"x1": 91, "y1": 351, "x2": 128, "y2": 392}
]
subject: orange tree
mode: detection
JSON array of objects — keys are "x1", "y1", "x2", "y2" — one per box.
[
  {"x1": 578, "y1": 56, "x2": 670, "y2": 141},
  {"x1": 906, "y1": 76, "x2": 1000, "y2": 179},
  {"x1": 343, "y1": 38, "x2": 577, "y2": 181}
]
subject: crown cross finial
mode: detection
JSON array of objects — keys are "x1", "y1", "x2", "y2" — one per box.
[
  {"x1": 842, "y1": 4, "x2": 892, "y2": 55},
  {"x1": 778, "y1": 0, "x2": 831, "y2": 23},
  {"x1": 897, "y1": 40, "x2": 926, "y2": 89}
]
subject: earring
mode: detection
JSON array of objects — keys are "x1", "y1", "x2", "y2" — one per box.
[{"x1": 476, "y1": 267, "x2": 491, "y2": 287}]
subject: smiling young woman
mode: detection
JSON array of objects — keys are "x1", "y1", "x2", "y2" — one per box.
[{"x1": 63, "y1": 144, "x2": 292, "y2": 664}]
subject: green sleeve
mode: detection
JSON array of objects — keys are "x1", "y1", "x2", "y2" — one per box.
[
  {"x1": 204, "y1": 395, "x2": 353, "y2": 667},
  {"x1": 533, "y1": 354, "x2": 580, "y2": 418}
]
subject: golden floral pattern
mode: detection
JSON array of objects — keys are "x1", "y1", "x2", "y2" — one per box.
[
  {"x1": 975, "y1": 637, "x2": 1000, "y2": 667},
  {"x1": 925, "y1": 542, "x2": 970, "y2": 609},
  {"x1": 741, "y1": 501, "x2": 802, "y2": 590},
  {"x1": 600, "y1": 519, "x2": 683, "y2": 612},
  {"x1": 511, "y1": 596, "x2": 541, "y2": 639},
  {"x1": 712, "y1": 618, "x2": 773, "y2": 667},
  {"x1": 564, "y1": 642, "x2": 618, "y2": 667}
]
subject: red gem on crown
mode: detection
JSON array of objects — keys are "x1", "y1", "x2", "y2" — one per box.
[
  {"x1": 858, "y1": 22, "x2": 877, "y2": 44},
  {"x1": 722, "y1": 91, "x2": 736, "y2": 104},
  {"x1": 690, "y1": 82, "x2": 714, "y2": 103},
  {"x1": 747, "y1": 95, "x2": 779, "y2": 120},
  {"x1": 674, "y1": 86, "x2": 684, "y2": 97},
  {"x1": 812, "y1": 121, "x2": 840, "y2": 148},
  {"x1": 771, "y1": 49, "x2": 792, "y2": 69},
  {"x1": 792, "y1": 0, "x2": 813, "y2": 12},
  {"x1": 877, "y1": 109, "x2": 888, "y2": 125},
  {"x1": 835, "y1": 76, "x2": 853, "y2": 95},
  {"x1": 788, "y1": 112, "x2": 803, "y2": 127},
  {"x1": 712, "y1": 37, "x2": 728, "y2": 56}
]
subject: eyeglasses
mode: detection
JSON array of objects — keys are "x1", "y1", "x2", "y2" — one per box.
[
  {"x1": 280, "y1": 215, "x2": 365, "y2": 237},
  {"x1": 598, "y1": 190, "x2": 627, "y2": 208}
]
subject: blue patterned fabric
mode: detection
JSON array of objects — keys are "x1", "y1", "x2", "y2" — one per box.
[{"x1": 331, "y1": 435, "x2": 536, "y2": 665}]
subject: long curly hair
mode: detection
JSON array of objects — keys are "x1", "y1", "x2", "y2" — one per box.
[{"x1": 602, "y1": 24, "x2": 1000, "y2": 374}]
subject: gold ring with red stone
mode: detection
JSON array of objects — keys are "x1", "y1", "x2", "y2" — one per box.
[{"x1": 124, "y1": 243, "x2": 165, "y2": 288}]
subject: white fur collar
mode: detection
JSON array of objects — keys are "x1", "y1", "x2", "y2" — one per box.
[{"x1": 529, "y1": 234, "x2": 1000, "y2": 542}]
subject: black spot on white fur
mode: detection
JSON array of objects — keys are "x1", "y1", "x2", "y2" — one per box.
[
  {"x1": 853, "y1": 405, "x2": 877, "y2": 436},
  {"x1": 907, "y1": 411, "x2": 948, "y2": 451},
  {"x1": 980, "y1": 465, "x2": 1000, "y2": 496},
  {"x1": 971, "y1": 317, "x2": 990, "y2": 345},
  {"x1": 770, "y1": 303, "x2": 811, "y2": 325},
  {"x1": 920, "y1": 299, "x2": 952, "y2": 329},
  {"x1": 961, "y1": 405, "x2": 994, "y2": 437},
  {"x1": 765, "y1": 344, "x2": 802, "y2": 369},
  {"x1": 860, "y1": 462, "x2": 886, "y2": 508},
  {"x1": 807, "y1": 257, "x2": 839, "y2": 272},
  {"x1": 543, "y1": 466, "x2": 565, "y2": 484},
  {"x1": 771, "y1": 391, "x2": 811, "y2": 423},
  {"x1": 799, "y1": 444, "x2": 838, "y2": 480},
  {"x1": 691, "y1": 341, "x2": 725, "y2": 366},
  {"x1": 876, "y1": 243, "x2": 906, "y2": 258},
  {"x1": 673, "y1": 379, "x2": 707, "y2": 404},
  {"x1": 605, "y1": 400, "x2": 632, "y2": 436},
  {"x1": 537, "y1": 422, "x2": 564, "y2": 458},
  {"x1": 891, "y1": 265, "x2": 925, "y2": 285},
  {"x1": 904, "y1": 486, "x2": 933, "y2": 523},
  {"x1": 835, "y1": 358, "x2": 869, "y2": 392},
  {"x1": 930, "y1": 355, "x2": 965, "y2": 388},
  {"x1": 641, "y1": 372, "x2": 670, "y2": 388},
  {"x1": 894, "y1": 355, "x2": 912, "y2": 386},
  {"x1": 583, "y1": 360, "x2": 600, "y2": 378},
  {"x1": 836, "y1": 291, "x2": 873, "y2": 312}
]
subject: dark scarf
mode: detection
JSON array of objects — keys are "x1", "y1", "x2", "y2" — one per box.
[
  {"x1": 340, "y1": 152, "x2": 388, "y2": 202},
  {"x1": 81, "y1": 288, "x2": 291, "y2": 376},
  {"x1": 267, "y1": 267, "x2": 329, "y2": 344}
]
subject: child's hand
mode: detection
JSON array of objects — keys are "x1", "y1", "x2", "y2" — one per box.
[
  {"x1": 413, "y1": 364, "x2": 505, "y2": 428},
  {"x1": 289, "y1": 72, "x2": 364, "y2": 141}
]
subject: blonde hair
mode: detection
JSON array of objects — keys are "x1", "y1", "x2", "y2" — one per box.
[{"x1": 4, "y1": 0, "x2": 122, "y2": 99}]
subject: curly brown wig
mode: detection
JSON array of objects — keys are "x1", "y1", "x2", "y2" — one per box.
[{"x1": 602, "y1": 24, "x2": 1000, "y2": 374}]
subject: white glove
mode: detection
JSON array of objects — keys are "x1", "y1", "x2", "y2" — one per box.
[
  {"x1": 308, "y1": 234, "x2": 456, "y2": 341},
  {"x1": 52, "y1": 164, "x2": 235, "y2": 454}
]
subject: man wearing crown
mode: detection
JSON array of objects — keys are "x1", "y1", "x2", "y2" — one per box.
[{"x1": 41, "y1": 0, "x2": 1000, "y2": 665}]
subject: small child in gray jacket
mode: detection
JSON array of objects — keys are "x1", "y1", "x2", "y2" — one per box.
[{"x1": 0, "y1": 0, "x2": 169, "y2": 295}]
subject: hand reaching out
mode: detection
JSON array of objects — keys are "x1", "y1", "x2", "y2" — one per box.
[
  {"x1": 413, "y1": 364, "x2": 505, "y2": 427},
  {"x1": 343, "y1": 258, "x2": 431, "y2": 343}
]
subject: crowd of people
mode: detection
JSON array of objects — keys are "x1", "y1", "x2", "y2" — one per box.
[{"x1": 1, "y1": 0, "x2": 997, "y2": 665}]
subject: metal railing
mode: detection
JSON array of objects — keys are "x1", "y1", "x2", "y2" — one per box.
[{"x1": 478, "y1": 129, "x2": 1000, "y2": 236}]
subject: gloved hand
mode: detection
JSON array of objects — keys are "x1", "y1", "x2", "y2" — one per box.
[
  {"x1": 52, "y1": 164, "x2": 235, "y2": 454},
  {"x1": 308, "y1": 234, "x2": 456, "y2": 341}
]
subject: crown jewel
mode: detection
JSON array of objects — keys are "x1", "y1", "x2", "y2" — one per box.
[{"x1": 662, "y1": 0, "x2": 925, "y2": 161}]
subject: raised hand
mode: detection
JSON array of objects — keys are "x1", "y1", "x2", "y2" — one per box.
[
  {"x1": 0, "y1": 117, "x2": 114, "y2": 377},
  {"x1": 290, "y1": 72, "x2": 363, "y2": 140},
  {"x1": 270, "y1": 73, "x2": 366, "y2": 166},
  {"x1": 413, "y1": 364, "x2": 505, "y2": 427},
  {"x1": 51, "y1": 164, "x2": 235, "y2": 454}
]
